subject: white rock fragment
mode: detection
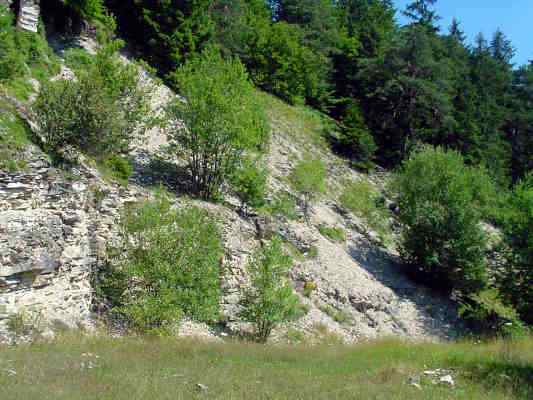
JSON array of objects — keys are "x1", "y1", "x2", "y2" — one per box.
[
  {"x1": 196, "y1": 383, "x2": 209, "y2": 391},
  {"x1": 439, "y1": 375, "x2": 455, "y2": 387}
]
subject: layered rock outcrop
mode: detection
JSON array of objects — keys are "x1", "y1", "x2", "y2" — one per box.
[{"x1": 1, "y1": 0, "x2": 40, "y2": 33}]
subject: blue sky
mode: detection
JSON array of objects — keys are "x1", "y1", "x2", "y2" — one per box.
[{"x1": 393, "y1": 0, "x2": 532, "y2": 66}]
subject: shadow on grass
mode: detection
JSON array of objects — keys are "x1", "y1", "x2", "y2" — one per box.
[{"x1": 459, "y1": 359, "x2": 533, "y2": 399}]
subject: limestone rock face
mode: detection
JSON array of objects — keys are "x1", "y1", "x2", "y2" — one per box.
[
  {"x1": 1, "y1": 0, "x2": 40, "y2": 33},
  {"x1": 17, "y1": 0, "x2": 40, "y2": 33},
  {"x1": 0, "y1": 153, "x2": 91, "y2": 337},
  {"x1": 0, "y1": 147, "x2": 146, "y2": 340}
]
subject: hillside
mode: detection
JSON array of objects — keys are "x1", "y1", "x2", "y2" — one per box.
[
  {"x1": 0, "y1": 30, "x2": 468, "y2": 343},
  {"x1": 1, "y1": 2, "x2": 532, "y2": 399}
]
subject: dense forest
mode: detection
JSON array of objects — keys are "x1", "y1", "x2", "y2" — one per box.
[{"x1": 100, "y1": 0, "x2": 532, "y2": 184}]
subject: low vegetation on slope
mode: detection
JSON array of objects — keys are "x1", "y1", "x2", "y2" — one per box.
[{"x1": 0, "y1": 336, "x2": 532, "y2": 400}]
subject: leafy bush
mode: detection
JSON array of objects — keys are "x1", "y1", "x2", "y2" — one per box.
[
  {"x1": 290, "y1": 157, "x2": 326, "y2": 219},
  {"x1": 34, "y1": 41, "x2": 149, "y2": 157},
  {"x1": 230, "y1": 157, "x2": 268, "y2": 212},
  {"x1": 168, "y1": 47, "x2": 269, "y2": 200},
  {"x1": 261, "y1": 191, "x2": 299, "y2": 220},
  {"x1": 66, "y1": 0, "x2": 107, "y2": 21},
  {"x1": 499, "y1": 174, "x2": 533, "y2": 325},
  {"x1": 0, "y1": 104, "x2": 32, "y2": 172},
  {"x1": 340, "y1": 180, "x2": 390, "y2": 240},
  {"x1": 240, "y1": 237, "x2": 301, "y2": 342},
  {"x1": 0, "y1": 8, "x2": 26, "y2": 81},
  {"x1": 101, "y1": 155, "x2": 133, "y2": 185},
  {"x1": 319, "y1": 304, "x2": 351, "y2": 324},
  {"x1": 318, "y1": 225, "x2": 346, "y2": 242},
  {"x1": 459, "y1": 289, "x2": 526, "y2": 337},
  {"x1": 0, "y1": 7, "x2": 59, "y2": 83},
  {"x1": 101, "y1": 194, "x2": 223, "y2": 334},
  {"x1": 394, "y1": 146, "x2": 490, "y2": 295}
]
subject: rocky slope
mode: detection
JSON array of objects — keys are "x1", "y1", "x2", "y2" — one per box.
[{"x1": 0, "y1": 39, "x2": 463, "y2": 343}]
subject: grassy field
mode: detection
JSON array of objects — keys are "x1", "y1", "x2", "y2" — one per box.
[{"x1": 0, "y1": 336, "x2": 531, "y2": 400}]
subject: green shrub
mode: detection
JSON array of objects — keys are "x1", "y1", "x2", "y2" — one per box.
[
  {"x1": 0, "y1": 104, "x2": 32, "y2": 172},
  {"x1": 319, "y1": 304, "x2": 351, "y2": 324},
  {"x1": 101, "y1": 155, "x2": 133, "y2": 185},
  {"x1": 102, "y1": 193, "x2": 223, "y2": 334},
  {"x1": 318, "y1": 225, "x2": 346, "y2": 242},
  {"x1": 290, "y1": 157, "x2": 326, "y2": 219},
  {"x1": 230, "y1": 157, "x2": 268, "y2": 211},
  {"x1": 63, "y1": 48, "x2": 95, "y2": 71},
  {"x1": 459, "y1": 289, "x2": 527, "y2": 337},
  {"x1": 168, "y1": 47, "x2": 269, "y2": 200},
  {"x1": 499, "y1": 174, "x2": 533, "y2": 325},
  {"x1": 340, "y1": 180, "x2": 390, "y2": 240},
  {"x1": 66, "y1": 0, "x2": 107, "y2": 21},
  {"x1": 240, "y1": 237, "x2": 301, "y2": 342},
  {"x1": 394, "y1": 146, "x2": 490, "y2": 295},
  {"x1": 34, "y1": 41, "x2": 149, "y2": 157},
  {"x1": 0, "y1": 8, "x2": 26, "y2": 81},
  {"x1": 261, "y1": 191, "x2": 299, "y2": 220},
  {"x1": 0, "y1": 6, "x2": 60, "y2": 85}
]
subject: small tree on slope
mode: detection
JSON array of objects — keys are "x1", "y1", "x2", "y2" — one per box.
[
  {"x1": 240, "y1": 237, "x2": 301, "y2": 343},
  {"x1": 168, "y1": 46, "x2": 269, "y2": 200}
]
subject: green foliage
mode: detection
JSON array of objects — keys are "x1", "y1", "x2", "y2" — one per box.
[
  {"x1": 261, "y1": 191, "x2": 299, "y2": 220},
  {"x1": 509, "y1": 63, "x2": 533, "y2": 181},
  {"x1": 290, "y1": 157, "x2": 326, "y2": 219},
  {"x1": 319, "y1": 304, "x2": 351, "y2": 324},
  {"x1": 0, "y1": 105, "x2": 32, "y2": 172},
  {"x1": 102, "y1": 194, "x2": 223, "y2": 334},
  {"x1": 0, "y1": 7, "x2": 59, "y2": 84},
  {"x1": 459, "y1": 289, "x2": 526, "y2": 337},
  {"x1": 394, "y1": 146, "x2": 490, "y2": 295},
  {"x1": 100, "y1": 0, "x2": 533, "y2": 183},
  {"x1": 106, "y1": 0, "x2": 213, "y2": 73},
  {"x1": 240, "y1": 237, "x2": 301, "y2": 342},
  {"x1": 33, "y1": 41, "x2": 149, "y2": 157},
  {"x1": 499, "y1": 175, "x2": 533, "y2": 325},
  {"x1": 318, "y1": 225, "x2": 346, "y2": 242},
  {"x1": 100, "y1": 155, "x2": 133, "y2": 186},
  {"x1": 210, "y1": 0, "x2": 272, "y2": 61},
  {"x1": 168, "y1": 47, "x2": 269, "y2": 200},
  {"x1": 249, "y1": 22, "x2": 331, "y2": 107},
  {"x1": 229, "y1": 157, "x2": 268, "y2": 211},
  {"x1": 340, "y1": 180, "x2": 390, "y2": 240},
  {"x1": 0, "y1": 8, "x2": 25, "y2": 82},
  {"x1": 359, "y1": 24, "x2": 456, "y2": 166},
  {"x1": 337, "y1": 101, "x2": 376, "y2": 169},
  {"x1": 66, "y1": 0, "x2": 107, "y2": 21}
]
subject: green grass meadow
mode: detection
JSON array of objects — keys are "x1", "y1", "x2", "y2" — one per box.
[{"x1": 0, "y1": 336, "x2": 531, "y2": 399}]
